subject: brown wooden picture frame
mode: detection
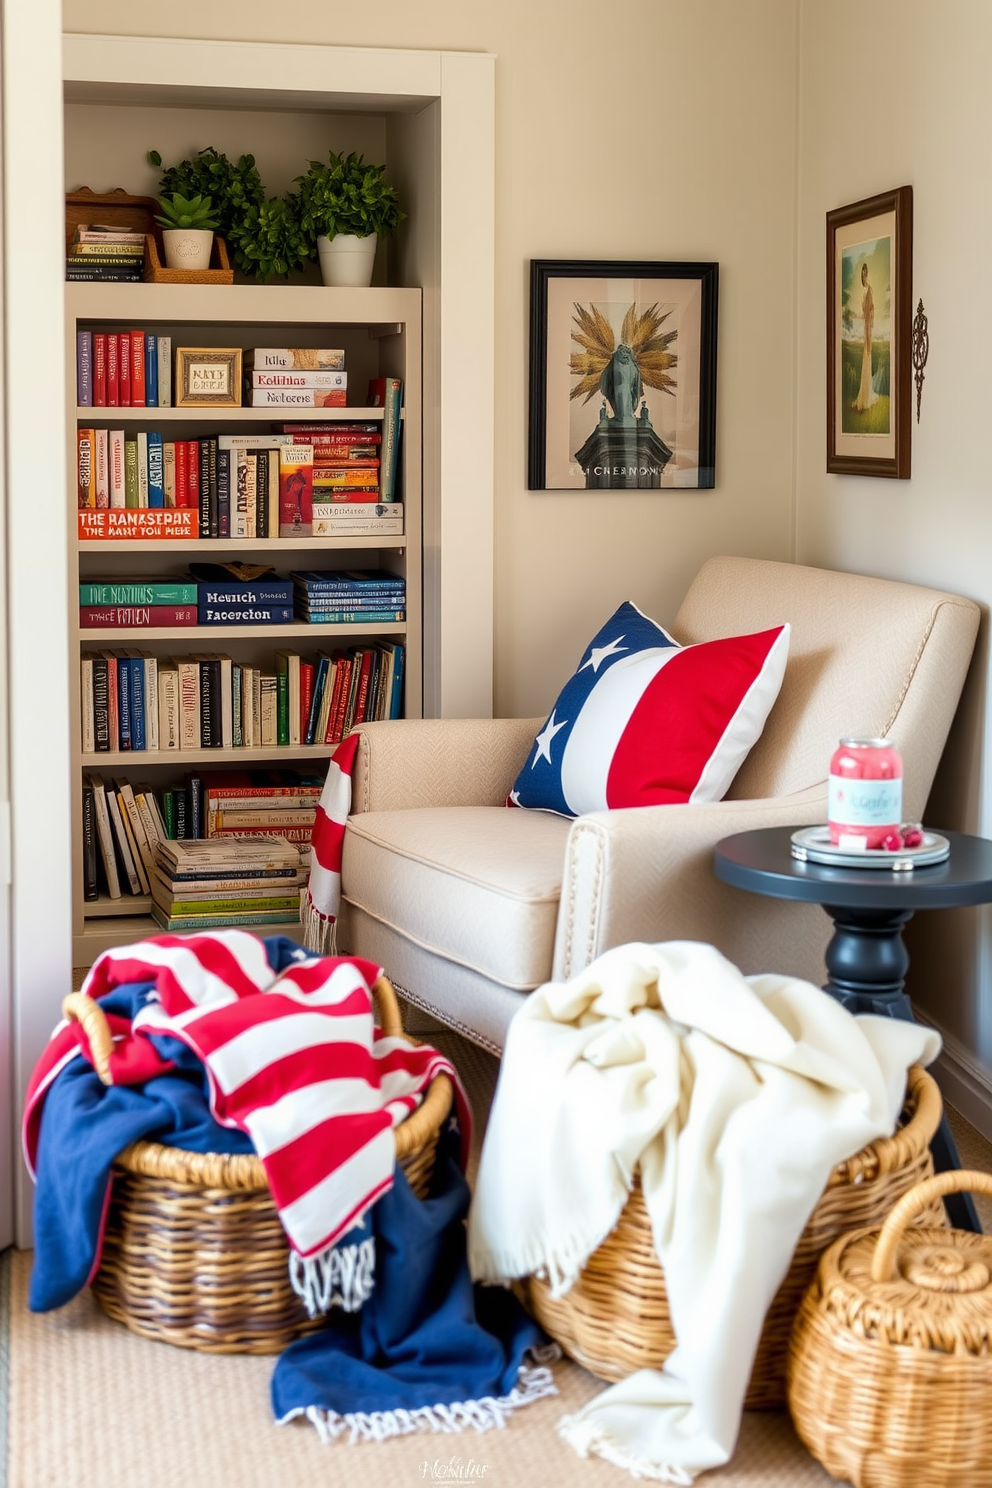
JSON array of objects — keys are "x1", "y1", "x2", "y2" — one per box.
[
  {"x1": 175, "y1": 348, "x2": 244, "y2": 408},
  {"x1": 827, "y1": 186, "x2": 913, "y2": 479}
]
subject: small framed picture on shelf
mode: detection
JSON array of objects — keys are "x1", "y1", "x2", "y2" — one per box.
[
  {"x1": 175, "y1": 347, "x2": 244, "y2": 408},
  {"x1": 826, "y1": 185, "x2": 913, "y2": 479},
  {"x1": 528, "y1": 258, "x2": 719, "y2": 491}
]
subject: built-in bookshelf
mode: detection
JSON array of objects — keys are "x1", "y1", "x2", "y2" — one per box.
[{"x1": 67, "y1": 282, "x2": 422, "y2": 962}]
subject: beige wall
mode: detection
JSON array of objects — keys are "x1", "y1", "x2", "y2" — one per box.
[
  {"x1": 64, "y1": 0, "x2": 801, "y2": 719},
  {"x1": 795, "y1": 0, "x2": 992, "y2": 1070}
]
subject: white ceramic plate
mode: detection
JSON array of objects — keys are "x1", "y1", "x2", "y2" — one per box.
[{"x1": 790, "y1": 826, "x2": 950, "y2": 870}]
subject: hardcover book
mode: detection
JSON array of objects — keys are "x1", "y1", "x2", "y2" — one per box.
[
  {"x1": 278, "y1": 445, "x2": 313, "y2": 537},
  {"x1": 78, "y1": 509, "x2": 199, "y2": 540}
]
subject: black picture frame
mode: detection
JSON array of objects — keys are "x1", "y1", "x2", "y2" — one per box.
[
  {"x1": 528, "y1": 258, "x2": 718, "y2": 491},
  {"x1": 826, "y1": 186, "x2": 913, "y2": 479}
]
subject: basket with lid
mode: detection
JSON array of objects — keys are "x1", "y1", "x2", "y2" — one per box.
[
  {"x1": 517, "y1": 1062, "x2": 946, "y2": 1409},
  {"x1": 787, "y1": 1170, "x2": 992, "y2": 1488},
  {"x1": 62, "y1": 973, "x2": 453, "y2": 1355}
]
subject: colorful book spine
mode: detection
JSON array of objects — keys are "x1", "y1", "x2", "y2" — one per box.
[
  {"x1": 93, "y1": 334, "x2": 107, "y2": 407},
  {"x1": 250, "y1": 370, "x2": 347, "y2": 390},
  {"x1": 279, "y1": 445, "x2": 313, "y2": 537},
  {"x1": 249, "y1": 387, "x2": 347, "y2": 408},
  {"x1": 157, "y1": 336, "x2": 172, "y2": 407},
  {"x1": 124, "y1": 438, "x2": 139, "y2": 508},
  {"x1": 247, "y1": 349, "x2": 345, "y2": 369},
  {"x1": 80, "y1": 581, "x2": 198, "y2": 606},
  {"x1": 145, "y1": 333, "x2": 158, "y2": 407},
  {"x1": 137, "y1": 431, "x2": 149, "y2": 508},
  {"x1": 94, "y1": 429, "x2": 110, "y2": 510},
  {"x1": 109, "y1": 430, "x2": 126, "y2": 509},
  {"x1": 79, "y1": 604, "x2": 199, "y2": 628},
  {"x1": 302, "y1": 610, "x2": 406, "y2": 624},
  {"x1": 77, "y1": 331, "x2": 93, "y2": 406},
  {"x1": 370, "y1": 377, "x2": 403, "y2": 500},
  {"x1": 78, "y1": 509, "x2": 199, "y2": 540},
  {"x1": 130, "y1": 330, "x2": 146, "y2": 407},
  {"x1": 162, "y1": 442, "x2": 176, "y2": 508},
  {"x1": 106, "y1": 332, "x2": 119, "y2": 408},
  {"x1": 77, "y1": 428, "x2": 95, "y2": 508},
  {"x1": 147, "y1": 431, "x2": 165, "y2": 508},
  {"x1": 118, "y1": 333, "x2": 131, "y2": 408}
]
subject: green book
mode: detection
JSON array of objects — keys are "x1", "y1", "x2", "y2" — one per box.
[
  {"x1": 161, "y1": 788, "x2": 176, "y2": 840},
  {"x1": 79, "y1": 580, "x2": 198, "y2": 606},
  {"x1": 276, "y1": 668, "x2": 289, "y2": 746},
  {"x1": 124, "y1": 438, "x2": 139, "y2": 509},
  {"x1": 150, "y1": 905, "x2": 301, "y2": 931},
  {"x1": 162, "y1": 895, "x2": 301, "y2": 917}
]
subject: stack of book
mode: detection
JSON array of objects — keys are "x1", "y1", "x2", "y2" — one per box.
[
  {"x1": 291, "y1": 569, "x2": 406, "y2": 624},
  {"x1": 204, "y1": 768, "x2": 323, "y2": 864},
  {"x1": 75, "y1": 427, "x2": 204, "y2": 512},
  {"x1": 151, "y1": 835, "x2": 305, "y2": 932},
  {"x1": 245, "y1": 347, "x2": 347, "y2": 408},
  {"x1": 77, "y1": 330, "x2": 171, "y2": 407},
  {"x1": 67, "y1": 226, "x2": 145, "y2": 284},
  {"x1": 83, "y1": 772, "x2": 168, "y2": 901},
  {"x1": 257, "y1": 643, "x2": 405, "y2": 746}
]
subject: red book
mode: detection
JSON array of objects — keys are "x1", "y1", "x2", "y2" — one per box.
[
  {"x1": 93, "y1": 334, "x2": 107, "y2": 407},
  {"x1": 186, "y1": 440, "x2": 200, "y2": 513},
  {"x1": 130, "y1": 330, "x2": 146, "y2": 407},
  {"x1": 175, "y1": 440, "x2": 189, "y2": 509},
  {"x1": 299, "y1": 661, "x2": 315, "y2": 743},
  {"x1": 79, "y1": 604, "x2": 199, "y2": 628},
  {"x1": 106, "y1": 333, "x2": 119, "y2": 407},
  {"x1": 118, "y1": 333, "x2": 131, "y2": 408},
  {"x1": 326, "y1": 655, "x2": 352, "y2": 744},
  {"x1": 353, "y1": 648, "x2": 375, "y2": 726}
]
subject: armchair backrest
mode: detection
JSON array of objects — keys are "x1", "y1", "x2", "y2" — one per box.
[{"x1": 672, "y1": 556, "x2": 981, "y2": 816}]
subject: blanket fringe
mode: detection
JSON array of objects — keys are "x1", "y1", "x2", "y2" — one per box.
[
  {"x1": 279, "y1": 1363, "x2": 558, "y2": 1444},
  {"x1": 300, "y1": 892, "x2": 338, "y2": 957},
  {"x1": 559, "y1": 1414, "x2": 697, "y2": 1484},
  {"x1": 289, "y1": 1238, "x2": 375, "y2": 1317},
  {"x1": 471, "y1": 1204, "x2": 628, "y2": 1300}
]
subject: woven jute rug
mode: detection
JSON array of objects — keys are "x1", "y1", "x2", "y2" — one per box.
[{"x1": 8, "y1": 990, "x2": 990, "y2": 1488}]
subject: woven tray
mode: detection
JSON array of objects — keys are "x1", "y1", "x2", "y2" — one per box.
[
  {"x1": 62, "y1": 975, "x2": 452, "y2": 1354},
  {"x1": 787, "y1": 1170, "x2": 992, "y2": 1488},
  {"x1": 517, "y1": 1063, "x2": 944, "y2": 1409}
]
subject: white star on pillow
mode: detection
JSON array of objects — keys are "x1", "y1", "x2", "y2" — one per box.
[
  {"x1": 579, "y1": 635, "x2": 628, "y2": 672},
  {"x1": 532, "y1": 710, "x2": 567, "y2": 766}
]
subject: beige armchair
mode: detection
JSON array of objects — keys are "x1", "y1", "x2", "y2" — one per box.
[{"x1": 338, "y1": 557, "x2": 980, "y2": 1053}]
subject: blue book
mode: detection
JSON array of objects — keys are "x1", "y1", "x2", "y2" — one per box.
[
  {"x1": 128, "y1": 657, "x2": 146, "y2": 750},
  {"x1": 305, "y1": 654, "x2": 331, "y2": 744},
  {"x1": 117, "y1": 657, "x2": 132, "y2": 750},
  {"x1": 147, "y1": 431, "x2": 165, "y2": 508},
  {"x1": 145, "y1": 334, "x2": 159, "y2": 406},
  {"x1": 197, "y1": 603, "x2": 296, "y2": 626},
  {"x1": 389, "y1": 646, "x2": 405, "y2": 719}
]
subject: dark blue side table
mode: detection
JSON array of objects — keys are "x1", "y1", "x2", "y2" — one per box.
[{"x1": 714, "y1": 826, "x2": 992, "y2": 1233}]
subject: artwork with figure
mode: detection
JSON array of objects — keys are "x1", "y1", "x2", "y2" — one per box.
[
  {"x1": 568, "y1": 302, "x2": 677, "y2": 489},
  {"x1": 840, "y1": 235, "x2": 891, "y2": 436},
  {"x1": 530, "y1": 263, "x2": 718, "y2": 491}
]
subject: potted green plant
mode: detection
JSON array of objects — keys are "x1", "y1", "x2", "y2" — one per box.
[
  {"x1": 155, "y1": 192, "x2": 220, "y2": 270},
  {"x1": 295, "y1": 150, "x2": 405, "y2": 287}
]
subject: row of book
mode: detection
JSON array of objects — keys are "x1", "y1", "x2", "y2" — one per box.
[
  {"x1": 77, "y1": 330, "x2": 172, "y2": 406},
  {"x1": 79, "y1": 569, "x2": 407, "y2": 629},
  {"x1": 76, "y1": 417, "x2": 401, "y2": 535},
  {"x1": 79, "y1": 641, "x2": 405, "y2": 753},
  {"x1": 82, "y1": 767, "x2": 313, "y2": 924},
  {"x1": 151, "y1": 835, "x2": 307, "y2": 933},
  {"x1": 68, "y1": 227, "x2": 146, "y2": 286}
]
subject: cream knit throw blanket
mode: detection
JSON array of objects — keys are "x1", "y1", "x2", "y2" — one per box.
[{"x1": 467, "y1": 941, "x2": 940, "y2": 1482}]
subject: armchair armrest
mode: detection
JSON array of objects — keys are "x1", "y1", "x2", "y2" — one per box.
[
  {"x1": 351, "y1": 717, "x2": 542, "y2": 812},
  {"x1": 554, "y1": 785, "x2": 830, "y2": 986}
]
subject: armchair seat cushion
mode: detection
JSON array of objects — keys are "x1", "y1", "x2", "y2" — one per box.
[{"x1": 342, "y1": 806, "x2": 571, "y2": 991}]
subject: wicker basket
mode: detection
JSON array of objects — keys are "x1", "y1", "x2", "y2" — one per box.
[
  {"x1": 62, "y1": 975, "x2": 452, "y2": 1355},
  {"x1": 787, "y1": 1171, "x2": 992, "y2": 1488},
  {"x1": 517, "y1": 1063, "x2": 944, "y2": 1409}
]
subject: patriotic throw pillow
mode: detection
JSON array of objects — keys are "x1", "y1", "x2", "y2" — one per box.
[{"x1": 509, "y1": 601, "x2": 790, "y2": 818}]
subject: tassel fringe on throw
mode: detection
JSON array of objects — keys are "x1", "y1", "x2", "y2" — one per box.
[{"x1": 290, "y1": 1238, "x2": 376, "y2": 1318}]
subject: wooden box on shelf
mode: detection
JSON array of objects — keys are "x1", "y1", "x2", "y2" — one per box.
[
  {"x1": 65, "y1": 186, "x2": 158, "y2": 252},
  {"x1": 144, "y1": 233, "x2": 234, "y2": 286}
]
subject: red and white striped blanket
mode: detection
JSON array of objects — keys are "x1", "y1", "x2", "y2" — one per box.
[
  {"x1": 301, "y1": 732, "x2": 358, "y2": 955},
  {"x1": 65, "y1": 931, "x2": 468, "y2": 1271}
]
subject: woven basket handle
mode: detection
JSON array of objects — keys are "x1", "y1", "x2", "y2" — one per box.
[
  {"x1": 871, "y1": 1169, "x2": 992, "y2": 1282},
  {"x1": 63, "y1": 970, "x2": 405, "y2": 1087}
]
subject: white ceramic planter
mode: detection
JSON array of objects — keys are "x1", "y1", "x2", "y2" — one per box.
[
  {"x1": 162, "y1": 229, "x2": 214, "y2": 271},
  {"x1": 317, "y1": 232, "x2": 378, "y2": 288}
]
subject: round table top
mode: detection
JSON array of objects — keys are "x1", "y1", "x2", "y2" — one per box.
[{"x1": 714, "y1": 827, "x2": 992, "y2": 910}]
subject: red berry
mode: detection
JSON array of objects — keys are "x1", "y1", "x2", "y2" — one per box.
[
  {"x1": 882, "y1": 832, "x2": 903, "y2": 851},
  {"x1": 901, "y1": 825, "x2": 924, "y2": 848}
]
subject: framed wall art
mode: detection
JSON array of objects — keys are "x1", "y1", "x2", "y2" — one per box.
[
  {"x1": 175, "y1": 347, "x2": 244, "y2": 408},
  {"x1": 826, "y1": 186, "x2": 913, "y2": 478},
  {"x1": 528, "y1": 258, "x2": 718, "y2": 491}
]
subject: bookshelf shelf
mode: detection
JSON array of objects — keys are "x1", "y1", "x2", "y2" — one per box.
[
  {"x1": 68, "y1": 281, "x2": 422, "y2": 962},
  {"x1": 80, "y1": 622, "x2": 407, "y2": 642}
]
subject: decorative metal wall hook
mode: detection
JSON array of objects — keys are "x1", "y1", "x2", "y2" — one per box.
[{"x1": 912, "y1": 298, "x2": 929, "y2": 423}]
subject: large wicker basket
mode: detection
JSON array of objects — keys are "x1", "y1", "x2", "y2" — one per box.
[
  {"x1": 787, "y1": 1170, "x2": 992, "y2": 1488},
  {"x1": 517, "y1": 1063, "x2": 944, "y2": 1409},
  {"x1": 62, "y1": 975, "x2": 453, "y2": 1355}
]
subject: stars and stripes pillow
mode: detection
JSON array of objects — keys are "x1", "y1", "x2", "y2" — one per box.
[{"x1": 509, "y1": 601, "x2": 790, "y2": 818}]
